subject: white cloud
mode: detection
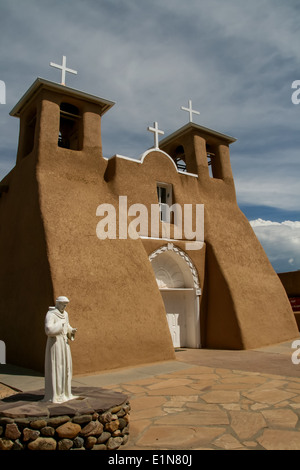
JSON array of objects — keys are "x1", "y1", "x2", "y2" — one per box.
[
  {"x1": 251, "y1": 219, "x2": 300, "y2": 228},
  {"x1": 250, "y1": 219, "x2": 300, "y2": 272}
]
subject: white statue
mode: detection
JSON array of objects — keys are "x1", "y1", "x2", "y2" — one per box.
[{"x1": 43, "y1": 296, "x2": 78, "y2": 403}]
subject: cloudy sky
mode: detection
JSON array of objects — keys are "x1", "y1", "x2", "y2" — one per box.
[{"x1": 0, "y1": 0, "x2": 300, "y2": 273}]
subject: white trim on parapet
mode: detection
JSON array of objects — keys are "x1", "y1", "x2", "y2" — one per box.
[{"x1": 104, "y1": 150, "x2": 198, "y2": 178}]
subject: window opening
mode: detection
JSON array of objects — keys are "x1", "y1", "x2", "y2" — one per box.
[
  {"x1": 173, "y1": 145, "x2": 187, "y2": 172},
  {"x1": 157, "y1": 183, "x2": 173, "y2": 222},
  {"x1": 58, "y1": 102, "x2": 81, "y2": 150},
  {"x1": 206, "y1": 144, "x2": 215, "y2": 178}
]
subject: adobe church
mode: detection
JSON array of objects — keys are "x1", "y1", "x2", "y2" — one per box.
[{"x1": 0, "y1": 70, "x2": 298, "y2": 375}]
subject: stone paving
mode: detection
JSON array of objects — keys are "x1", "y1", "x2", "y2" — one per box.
[
  {"x1": 107, "y1": 342, "x2": 300, "y2": 450},
  {"x1": 106, "y1": 366, "x2": 300, "y2": 450},
  {"x1": 1, "y1": 341, "x2": 300, "y2": 450}
]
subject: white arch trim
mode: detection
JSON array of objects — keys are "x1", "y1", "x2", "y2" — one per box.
[
  {"x1": 149, "y1": 242, "x2": 201, "y2": 294},
  {"x1": 140, "y1": 148, "x2": 178, "y2": 171}
]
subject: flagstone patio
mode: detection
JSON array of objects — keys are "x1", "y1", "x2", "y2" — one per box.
[{"x1": 1, "y1": 340, "x2": 300, "y2": 450}]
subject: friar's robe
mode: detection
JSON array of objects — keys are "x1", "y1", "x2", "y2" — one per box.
[{"x1": 43, "y1": 307, "x2": 77, "y2": 403}]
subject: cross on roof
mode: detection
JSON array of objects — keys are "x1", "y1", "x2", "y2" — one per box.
[
  {"x1": 50, "y1": 55, "x2": 77, "y2": 86},
  {"x1": 147, "y1": 122, "x2": 165, "y2": 149},
  {"x1": 181, "y1": 99, "x2": 200, "y2": 123}
]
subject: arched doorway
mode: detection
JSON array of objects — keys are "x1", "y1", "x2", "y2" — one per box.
[{"x1": 149, "y1": 243, "x2": 201, "y2": 348}]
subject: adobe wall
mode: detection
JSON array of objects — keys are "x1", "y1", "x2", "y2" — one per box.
[
  {"x1": 164, "y1": 129, "x2": 298, "y2": 348},
  {"x1": 104, "y1": 151, "x2": 243, "y2": 349},
  {"x1": 190, "y1": 134, "x2": 298, "y2": 348},
  {"x1": 202, "y1": 196, "x2": 298, "y2": 348},
  {"x1": 0, "y1": 93, "x2": 176, "y2": 375},
  {"x1": 105, "y1": 148, "x2": 299, "y2": 350},
  {"x1": 34, "y1": 99, "x2": 176, "y2": 374},
  {"x1": 0, "y1": 151, "x2": 54, "y2": 371}
]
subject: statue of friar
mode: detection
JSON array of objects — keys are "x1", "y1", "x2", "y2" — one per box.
[{"x1": 43, "y1": 296, "x2": 78, "y2": 403}]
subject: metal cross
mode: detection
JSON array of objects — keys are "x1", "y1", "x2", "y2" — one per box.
[
  {"x1": 147, "y1": 122, "x2": 165, "y2": 149},
  {"x1": 50, "y1": 55, "x2": 77, "y2": 86},
  {"x1": 181, "y1": 99, "x2": 200, "y2": 123}
]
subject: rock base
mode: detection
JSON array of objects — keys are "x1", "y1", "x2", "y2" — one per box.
[{"x1": 0, "y1": 386, "x2": 130, "y2": 450}]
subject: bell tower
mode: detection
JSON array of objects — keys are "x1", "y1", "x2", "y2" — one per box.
[
  {"x1": 160, "y1": 122, "x2": 236, "y2": 182},
  {"x1": 0, "y1": 77, "x2": 115, "y2": 372},
  {"x1": 10, "y1": 78, "x2": 115, "y2": 165}
]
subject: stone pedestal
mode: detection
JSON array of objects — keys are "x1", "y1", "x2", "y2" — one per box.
[{"x1": 0, "y1": 387, "x2": 130, "y2": 450}]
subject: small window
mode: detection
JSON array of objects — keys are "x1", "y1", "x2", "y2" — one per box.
[
  {"x1": 157, "y1": 183, "x2": 173, "y2": 222},
  {"x1": 58, "y1": 102, "x2": 81, "y2": 150}
]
